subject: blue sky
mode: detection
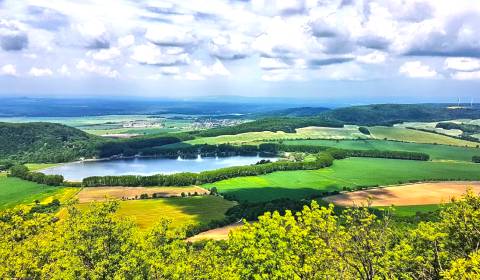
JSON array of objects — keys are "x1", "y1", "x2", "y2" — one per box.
[{"x1": 1, "y1": 0, "x2": 480, "y2": 102}]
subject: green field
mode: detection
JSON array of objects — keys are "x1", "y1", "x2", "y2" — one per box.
[
  {"x1": 25, "y1": 163, "x2": 61, "y2": 171},
  {"x1": 204, "y1": 158, "x2": 480, "y2": 202},
  {"x1": 0, "y1": 175, "x2": 66, "y2": 209},
  {"x1": 185, "y1": 125, "x2": 371, "y2": 145},
  {"x1": 281, "y1": 139, "x2": 480, "y2": 162},
  {"x1": 369, "y1": 126, "x2": 478, "y2": 147},
  {"x1": 111, "y1": 196, "x2": 236, "y2": 229}
]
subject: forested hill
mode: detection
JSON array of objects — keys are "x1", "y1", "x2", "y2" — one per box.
[
  {"x1": 258, "y1": 107, "x2": 331, "y2": 117},
  {"x1": 322, "y1": 104, "x2": 480, "y2": 126},
  {"x1": 0, "y1": 122, "x2": 102, "y2": 163}
]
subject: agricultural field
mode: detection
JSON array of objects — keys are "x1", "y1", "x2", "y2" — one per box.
[
  {"x1": 203, "y1": 158, "x2": 480, "y2": 202},
  {"x1": 186, "y1": 125, "x2": 371, "y2": 145},
  {"x1": 280, "y1": 139, "x2": 480, "y2": 162},
  {"x1": 77, "y1": 186, "x2": 208, "y2": 203},
  {"x1": 77, "y1": 196, "x2": 236, "y2": 229},
  {"x1": 0, "y1": 115, "x2": 195, "y2": 136},
  {"x1": 187, "y1": 223, "x2": 243, "y2": 242},
  {"x1": 0, "y1": 174, "x2": 69, "y2": 209},
  {"x1": 323, "y1": 181, "x2": 480, "y2": 207},
  {"x1": 394, "y1": 121, "x2": 463, "y2": 137},
  {"x1": 369, "y1": 126, "x2": 478, "y2": 147}
]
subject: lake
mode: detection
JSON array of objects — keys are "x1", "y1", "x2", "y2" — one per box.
[{"x1": 42, "y1": 155, "x2": 276, "y2": 181}]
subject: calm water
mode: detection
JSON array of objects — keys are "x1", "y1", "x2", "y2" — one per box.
[{"x1": 42, "y1": 156, "x2": 276, "y2": 181}]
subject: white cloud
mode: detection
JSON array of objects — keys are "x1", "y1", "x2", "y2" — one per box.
[
  {"x1": 198, "y1": 60, "x2": 231, "y2": 77},
  {"x1": 131, "y1": 44, "x2": 190, "y2": 66},
  {"x1": 399, "y1": 61, "x2": 438, "y2": 78},
  {"x1": 58, "y1": 64, "x2": 71, "y2": 76},
  {"x1": 29, "y1": 67, "x2": 53, "y2": 77},
  {"x1": 444, "y1": 57, "x2": 480, "y2": 71},
  {"x1": 88, "y1": 48, "x2": 121, "y2": 61},
  {"x1": 118, "y1": 35, "x2": 135, "y2": 48},
  {"x1": 76, "y1": 60, "x2": 119, "y2": 78},
  {"x1": 259, "y1": 57, "x2": 290, "y2": 70},
  {"x1": 451, "y1": 71, "x2": 480, "y2": 80},
  {"x1": 357, "y1": 52, "x2": 386, "y2": 64},
  {"x1": 145, "y1": 25, "x2": 197, "y2": 47},
  {"x1": 1, "y1": 64, "x2": 17, "y2": 76},
  {"x1": 209, "y1": 34, "x2": 251, "y2": 60}
]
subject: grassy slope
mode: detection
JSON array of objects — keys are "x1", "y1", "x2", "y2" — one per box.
[
  {"x1": 185, "y1": 125, "x2": 369, "y2": 145},
  {"x1": 369, "y1": 127, "x2": 478, "y2": 147},
  {"x1": 112, "y1": 196, "x2": 236, "y2": 229},
  {"x1": 281, "y1": 139, "x2": 480, "y2": 162},
  {"x1": 0, "y1": 174, "x2": 65, "y2": 209},
  {"x1": 203, "y1": 158, "x2": 480, "y2": 202}
]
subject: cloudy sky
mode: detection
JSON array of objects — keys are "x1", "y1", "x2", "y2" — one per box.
[{"x1": 1, "y1": 0, "x2": 480, "y2": 103}]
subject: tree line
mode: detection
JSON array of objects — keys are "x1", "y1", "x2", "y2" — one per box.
[
  {"x1": 82, "y1": 153, "x2": 335, "y2": 187},
  {"x1": 8, "y1": 165, "x2": 64, "y2": 186},
  {"x1": 1, "y1": 192, "x2": 479, "y2": 279}
]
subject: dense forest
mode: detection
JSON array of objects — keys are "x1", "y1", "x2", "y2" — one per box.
[
  {"x1": 322, "y1": 104, "x2": 480, "y2": 126},
  {"x1": 0, "y1": 122, "x2": 102, "y2": 163},
  {"x1": 1, "y1": 192, "x2": 479, "y2": 279}
]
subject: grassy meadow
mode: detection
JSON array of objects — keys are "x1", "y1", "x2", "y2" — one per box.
[
  {"x1": 369, "y1": 126, "x2": 478, "y2": 147},
  {"x1": 281, "y1": 139, "x2": 480, "y2": 162},
  {"x1": 203, "y1": 158, "x2": 480, "y2": 202},
  {"x1": 78, "y1": 196, "x2": 237, "y2": 229},
  {"x1": 0, "y1": 174, "x2": 67, "y2": 209}
]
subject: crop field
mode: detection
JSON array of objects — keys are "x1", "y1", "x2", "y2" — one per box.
[
  {"x1": 77, "y1": 186, "x2": 208, "y2": 203},
  {"x1": 203, "y1": 158, "x2": 480, "y2": 202},
  {"x1": 324, "y1": 181, "x2": 480, "y2": 207},
  {"x1": 187, "y1": 223, "x2": 244, "y2": 242},
  {"x1": 0, "y1": 175, "x2": 66, "y2": 209},
  {"x1": 369, "y1": 126, "x2": 478, "y2": 147},
  {"x1": 0, "y1": 115, "x2": 195, "y2": 136},
  {"x1": 186, "y1": 125, "x2": 371, "y2": 145},
  {"x1": 393, "y1": 122, "x2": 463, "y2": 137},
  {"x1": 93, "y1": 196, "x2": 237, "y2": 229},
  {"x1": 280, "y1": 139, "x2": 480, "y2": 162}
]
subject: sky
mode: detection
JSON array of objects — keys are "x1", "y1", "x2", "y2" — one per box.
[{"x1": 1, "y1": 0, "x2": 480, "y2": 103}]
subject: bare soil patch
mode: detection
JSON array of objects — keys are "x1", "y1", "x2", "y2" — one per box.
[
  {"x1": 187, "y1": 223, "x2": 244, "y2": 242},
  {"x1": 77, "y1": 186, "x2": 209, "y2": 203},
  {"x1": 324, "y1": 181, "x2": 480, "y2": 207}
]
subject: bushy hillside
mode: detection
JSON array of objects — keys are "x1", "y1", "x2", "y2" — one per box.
[
  {"x1": 0, "y1": 122, "x2": 193, "y2": 163},
  {"x1": 323, "y1": 104, "x2": 480, "y2": 126},
  {"x1": 0, "y1": 122, "x2": 103, "y2": 163}
]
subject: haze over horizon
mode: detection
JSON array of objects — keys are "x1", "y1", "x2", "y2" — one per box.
[{"x1": 1, "y1": 0, "x2": 480, "y2": 102}]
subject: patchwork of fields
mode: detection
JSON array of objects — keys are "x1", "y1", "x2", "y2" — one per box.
[
  {"x1": 323, "y1": 181, "x2": 480, "y2": 207},
  {"x1": 203, "y1": 158, "x2": 480, "y2": 202},
  {"x1": 281, "y1": 139, "x2": 480, "y2": 161}
]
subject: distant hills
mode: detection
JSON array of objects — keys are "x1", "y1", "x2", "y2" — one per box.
[{"x1": 264, "y1": 103, "x2": 480, "y2": 126}]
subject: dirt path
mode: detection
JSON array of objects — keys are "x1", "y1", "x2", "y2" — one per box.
[
  {"x1": 323, "y1": 181, "x2": 480, "y2": 207},
  {"x1": 77, "y1": 186, "x2": 209, "y2": 203}
]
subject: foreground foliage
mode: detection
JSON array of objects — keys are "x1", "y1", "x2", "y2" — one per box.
[{"x1": 1, "y1": 191, "x2": 479, "y2": 279}]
